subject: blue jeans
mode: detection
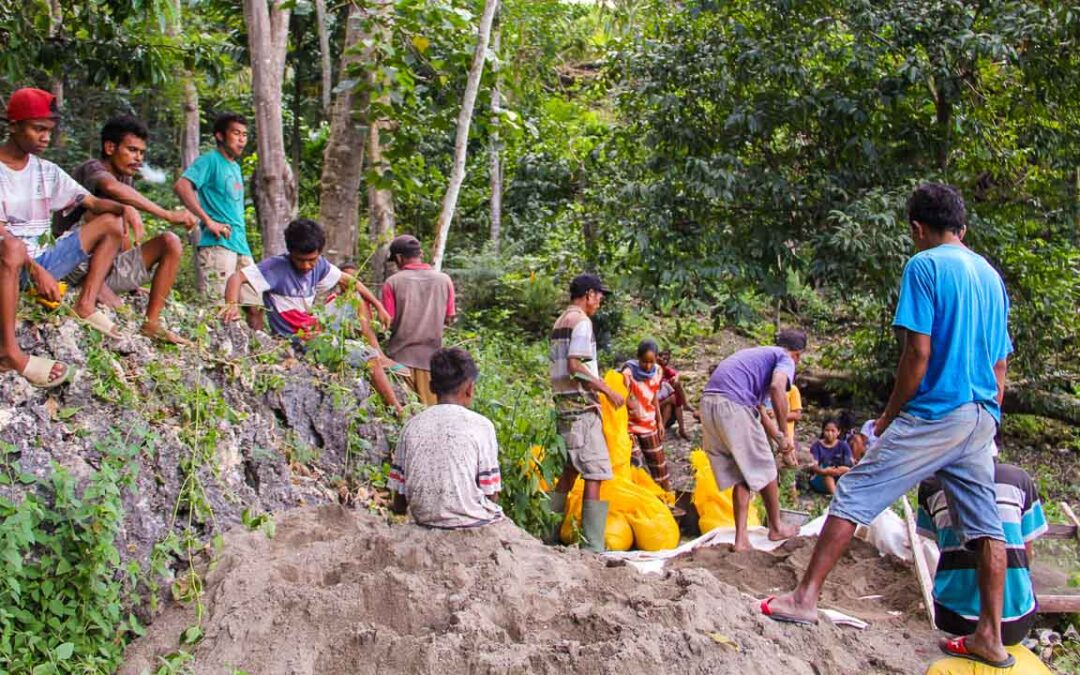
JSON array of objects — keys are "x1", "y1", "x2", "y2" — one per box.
[
  {"x1": 20, "y1": 229, "x2": 89, "y2": 289},
  {"x1": 830, "y1": 403, "x2": 1004, "y2": 546}
]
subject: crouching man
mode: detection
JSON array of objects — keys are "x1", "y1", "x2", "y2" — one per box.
[{"x1": 389, "y1": 347, "x2": 504, "y2": 529}]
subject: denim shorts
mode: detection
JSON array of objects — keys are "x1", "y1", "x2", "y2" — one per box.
[
  {"x1": 830, "y1": 402, "x2": 1004, "y2": 546},
  {"x1": 20, "y1": 229, "x2": 89, "y2": 289}
]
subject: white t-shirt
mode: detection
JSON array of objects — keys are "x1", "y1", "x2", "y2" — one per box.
[
  {"x1": 0, "y1": 156, "x2": 88, "y2": 257},
  {"x1": 387, "y1": 404, "x2": 503, "y2": 529},
  {"x1": 859, "y1": 420, "x2": 880, "y2": 450},
  {"x1": 569, "y1": 320, "x2": 599, "y2": 378}
]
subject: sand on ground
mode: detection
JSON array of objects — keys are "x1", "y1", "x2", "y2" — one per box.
[{"x1": 123, "y1": 505, "x2": 941, "y2": 675}]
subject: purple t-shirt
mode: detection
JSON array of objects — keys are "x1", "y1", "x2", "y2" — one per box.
[{"x1": 703, "y1": 346, "x2": 796, "y2": 408}]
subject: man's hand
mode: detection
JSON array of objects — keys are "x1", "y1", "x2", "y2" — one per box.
[
  {"x1": 123, "y1": 206, "x2": 145, "y2": 245},
  {"x1": 376, "y1": 304, "x2": 391, "y2": 326},
  {"x1": 30, "y1": 264, "x2": 61, "y2": 302},
  {"x1": 834, "y1": 466, "x2": 851, "y2": 476},
  {"x1": 219, "y1": 302, "x2": 240, "y2": 323},
  {"x1": 778, "y1": 435, "x2": 795, "y2": 455},
  {"x1": 873, "y1": 414, "x2": 894, "y2": 438},
  {"x1": 657, "y1": 425, "x2": 665, "y2": 442},
  {"x1": 603, "y1": 387, "x2": 625, "y2": 409},
  {"x1": 170, "y1": 209, "x2": 198, "y2": 231},
  {"x1": 205, "y1": 219, "x2": 232, "y2": 240}
]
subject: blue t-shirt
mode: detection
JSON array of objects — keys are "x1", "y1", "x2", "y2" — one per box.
[
  {"x1": 703, "y1": 346, "x2": 795, "y2": 408},
  {"x1": 242, "y1": 254, "x2": 342, "y2": 338},
  {"x1": 893, "y1": 244, "x2": 1012, "y2": 422},
  {"x1": 182, "y1": 149, "x2": 251, "y2": 256},
  {"x1": 917, "y1": 463, "x2": 1047, "y2": 625},
  {"x1": 810, "y1": 440, "x2": 853, "y2": 468}
]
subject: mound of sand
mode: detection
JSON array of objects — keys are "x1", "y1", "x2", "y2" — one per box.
[{"x1": 123, "y1": 506, "x2": 940, "y2": 674}]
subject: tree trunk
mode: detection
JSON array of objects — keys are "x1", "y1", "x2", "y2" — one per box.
[
  {"x1": 314, "y1": 0, "x2": 333, "y2": 117},
  {"x1": 368, "y1": 119, "x2": 395, "y2": 283},
  {"x1": 47, "y1": 0, "x2": 63, "y2": 108},
  {"x1": 180, "y1": 78, "x2": 200, "y2": 168},
  {"x1": 488, "y1": 24, "x2": 503, "y2": 252},
  {"x1": 431, "y1": 0, "x2": 500, "y2": 271},
  {"x1": 243, "y1": 0, "x2": 297, "y2": 257},
  {"x1": 318, "y1": 2, "x2": 369, "y2": 264}
]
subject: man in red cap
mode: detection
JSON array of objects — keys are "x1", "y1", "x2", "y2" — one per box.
[{"x1": 0, "y1": 88, "x2": 139, "y2": 387}]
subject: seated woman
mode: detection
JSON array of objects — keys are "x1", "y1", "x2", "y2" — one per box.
[
  {"x1": 621, "y1": 339, "x2": 672, "y2": 491},
  {"x1": 806, "y1": 418, "x2": 854, "y2": 495}
]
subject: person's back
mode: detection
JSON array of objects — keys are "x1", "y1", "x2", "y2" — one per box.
[
  {"x1": 899, "y1": 244, "x2": 1010, "y2": 421},
  {"x1": 703, "y1": 346, "x2": 795, "y2": 408},
  {"x1": 384, "y1": 265, "x2": 453, "y2": 368},
  {"x1": 917, "y1": 463, "x2": 1047, "y2": 645}
]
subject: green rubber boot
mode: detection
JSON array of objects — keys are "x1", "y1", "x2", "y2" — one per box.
[
  {"x1": 581, "y1": 499, "x2": 609, "y2": 553},
  {"x1": 546, "y1": 491, "x2": 567, "y2": 545}
]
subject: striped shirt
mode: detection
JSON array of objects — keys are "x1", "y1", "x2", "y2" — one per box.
[
  {"x1": 242, "y1": 254, "x2": 342, "y2": 338},
  {"x1": 549, "y1": 305, "x2": 600, "y2": 414},
  {"x1": 917, "y1": 463, "x2": 1047, "y2": 625},
  {"x1": 0, "y1": 156, "x2": 88, "y2": 258},
  {"x1": 388, "y1": 404, "x2": 503, "y2": 529}
]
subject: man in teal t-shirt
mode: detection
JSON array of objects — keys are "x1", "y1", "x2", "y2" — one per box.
[
  {"x1": 763, "y1": 184, "x2": 1016, "y2": 670},
  {"x1": 173, "y1": 112, "x2": 251, "y2": 300}
]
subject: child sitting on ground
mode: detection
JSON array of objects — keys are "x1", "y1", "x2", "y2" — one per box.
[
  {"x1": 806, "y1": 418, "x2": 854, "y2": 495},
  {"x1": 221, "y1": 218, "x2": 402, "y2": 415},
  {"x1": 621, "y1": 339, "x2": 672, "y2": 491},
  {"x1": 657, "y1": 349, "x2": 694, "y2": 440}
]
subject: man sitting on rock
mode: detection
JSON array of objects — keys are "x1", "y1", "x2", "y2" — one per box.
[
  {"x1": 389, "y1": 347, "x2": 504, "y2": 529},
  {"x1": 220, "y1": 217, "x2": 401, "y2": 414},
  {"x1": 53, "y1": 115, "x2": 197, "y2": 344},
  {"x1": 1, "y1": 88, "x2": 139, "y2": 388}
]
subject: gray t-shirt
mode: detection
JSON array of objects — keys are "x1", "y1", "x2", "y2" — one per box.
[{"x1": 387, "y1": 404, "x2": 503, "y2": 529}]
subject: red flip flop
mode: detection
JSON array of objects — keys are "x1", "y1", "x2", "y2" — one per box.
[
  {"x1": 939, "y1": 637, "x2": 1015, "y2": 669},
  {"x1": 760, "y1": 595, "x2": 818, "y2": 625}
]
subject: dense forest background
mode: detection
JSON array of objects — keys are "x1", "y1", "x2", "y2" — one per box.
[{"x1": 3, "y1": 0, "x2": 1080, "y2": 671}]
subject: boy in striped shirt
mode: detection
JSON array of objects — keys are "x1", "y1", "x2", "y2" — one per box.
[{"x1": 918, "y1": 462, "x2": 1048, "y2": 646}]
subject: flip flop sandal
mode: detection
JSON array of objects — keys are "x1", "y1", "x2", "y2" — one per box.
[
  {"x1": 760, "y1": 596, "x2": 818, "y2": 625},
  {"x1": 140, "y1": 323, "x2": 192, "y2": 346},
  {"x1": 77, "y1": 309, "x2": 123, "y2": 339},
  {"x1": 20, "y1": 355, "x2": 75, "y2": 389},
  {"x1": 939, "y1": 637, "x2": 1016, "y2": 669}
]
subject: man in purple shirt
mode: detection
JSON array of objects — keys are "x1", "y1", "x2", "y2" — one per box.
[{"x1": 699, "y1": 329, "x2": 807, "y2": 550}]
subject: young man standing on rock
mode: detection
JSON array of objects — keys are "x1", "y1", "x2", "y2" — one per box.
[
  {"x1": 547, "y1": 274, "x2": 624, "y2": 552},
  {"x1": 0, "y1": 88, "x2": 138, "y2": 387},
  {"x1": 389, "y1": 347, "x2": 503, "y2": 528},
  {"x1": 381, "y1": 234, "x2": 456, "y2": 406},
  {"x1": 54, "y1": 115, "x2": 197, "y2": 344},
  {"x1": 762, "y1": 184, "x2": 1015, "y2": 670},
  {"x1": 699, "y1": 329, "x2": 805, "y2": 551},
  {"x1": 173, "y1": 112, "x2": 252, "y2": 302}
]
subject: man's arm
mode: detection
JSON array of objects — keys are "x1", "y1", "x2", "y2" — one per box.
[
  {"x1": 81, "y1": 194, "x2": 144, "y2": 244},
  {"x1": 220, "y1": 269, "x2": 248, "y2": 320},
  {"x1": 875, "y1": 330, "x2": 932, "y2": 436},
  {"x1": 993, "y1": 357, "x2": 1008, "y2": 406},
  {"x1": 340, "y1": 272, "x2": 391, "y2": 325},
  {"x1": 568, "y1": 357, "x2": 625, "y2": 408},
  {"x1": 173, "y1": 177, "x2": 230, "y2": 240},
  {"x1": 766, "y1": 370, "x2": 794, "y2": 452},
  {"x1": 96, "y1": 173, "x2": 196, "y2": 230}
]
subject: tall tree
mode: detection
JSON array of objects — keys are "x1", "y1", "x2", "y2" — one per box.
[
  {"x1": 314, "y1": 0, "x2": 333, "y2": 117},
  {"x1": 366, "y1": 0, "x2": 396, "y2": 282},
  {"x1": 319, "y1": 2, "x2": 369, "y2": 263},
  {"x1": 431, "y1": 0, "x2": 500, "y2": 270},
  {"x1": 488, "y1": 22, "x2": 503, "y2": 252},
  {"x1": 243, "y1": 0, "x2": 297, "y2": 256}
]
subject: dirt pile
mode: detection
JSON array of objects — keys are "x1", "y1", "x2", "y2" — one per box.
[{"x1": 123, "y1": 506, "x2": 940, "y2": 674}]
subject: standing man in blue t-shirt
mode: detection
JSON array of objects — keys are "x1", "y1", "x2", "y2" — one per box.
[
  {"x1": 762, "y1": 184, "x2": 1016, "y2": 670},
  {"x1": 173, "y1": 112, "x2": 252, "y2": 302}
]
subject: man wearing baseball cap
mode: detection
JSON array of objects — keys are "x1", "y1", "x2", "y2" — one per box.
[
  {"x1": 381, "y1": 234, "x2": 456, "y2": 405},
  {"x1": 547, "y1": 273, "x2": 624, "y2": 552},
  {"x1": 0, "y1": 88, "x2": 140, "y2": 387}
]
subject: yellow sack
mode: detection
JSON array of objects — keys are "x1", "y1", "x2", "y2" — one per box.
[
  {"x1": 557, "y1": 486, "x2": 634, "y2": 551},
  {"x1": 629, "y1": 466, "x2": 676, "y2": 505},
  {"x1": 558, "y1": 474, "x2": 679, "y2": 551},
  {"x1": 690, "y1": 449, "x2": 761, "y2": 532},
  {"x1": 923, "y1": 645, "x2": 1050, "y2": 675},
  {"x1": 599, "y1": 370, "x2": 633, "y2": 478},
  {"x1": 523, "y1": 444, "x2": 551, "y2": 492}
]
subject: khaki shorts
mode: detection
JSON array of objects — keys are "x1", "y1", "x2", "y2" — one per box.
[
  {"x1": 199, "y1": 246, "x2": 253, "y2": 301},
  {"x1": 66, "y1": 246, "x2": 154, "y2": 293},
  {"x1": 700, "y1": 393, "x2": 777, "y2": 492},
  {"x1": 557, "y1": 409, "x2": 613, "y2": 481},
  {"x1": 406, "y1": 368, "x2": 438, "y2": 406}
]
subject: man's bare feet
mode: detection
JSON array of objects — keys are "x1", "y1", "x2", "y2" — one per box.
[
  {"x1": 732, "y1": 539, "x2": 754, "y2": 553},
  {"x1": 768, "y1": 523, "x2": 799, "y2": 541},
  {"x1": 97, "y1": 286, "x2": 124, "y2": 310},
  {"x1": 140, "y1": 321, "x2": 191, "y2": 346},
  {"x1": 761, "y1": 592, "x2": 819, "y2": 624}
]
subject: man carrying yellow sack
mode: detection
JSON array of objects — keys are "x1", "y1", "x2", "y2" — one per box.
[{"x1": 547, "y1": 274, "x2": 624, "y2": 552}]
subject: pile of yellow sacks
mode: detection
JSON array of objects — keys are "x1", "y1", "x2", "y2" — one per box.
[
  {"x1": 689, "y1": 449, "x2": 761, "y2": 531},
  {"x1": 556, "y1": 371, "x2": 680, "y2": 551}
]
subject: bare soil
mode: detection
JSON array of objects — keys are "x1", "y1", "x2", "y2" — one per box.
[{"x1": 122, "y1": 506, "x2": 941, "y2": 675}]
